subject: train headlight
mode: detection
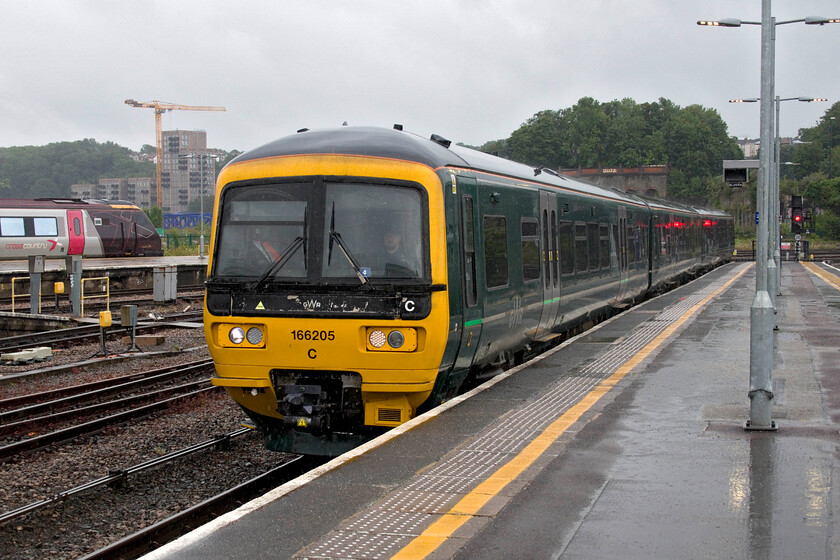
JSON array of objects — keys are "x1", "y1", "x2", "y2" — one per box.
[
  {"x1": 246, "y1": 327, "x2": 263, "y2": 345},
  {"x1": 229, "y1": 327, "x2": 246, "y2": 344},
  {"x1": 217, "y1": 323, "x2": 267, "y2": 348},
  {"x1": 365, "y1": 327, "x2": 418, "y2": 352},
  {"x1": 369, "y1": 329, "x2": 387, "y2": 348},
  {"x1": 387, "y1": 330, "x2": 405, "y2": 348}
]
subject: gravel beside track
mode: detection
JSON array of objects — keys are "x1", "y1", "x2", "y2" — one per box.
[
  {"x1": 0, "y1": 314, "x2": 289, "y2": 559},
  {"x1": 0, "y1": 324, "x2": 209, "y2": 391}
]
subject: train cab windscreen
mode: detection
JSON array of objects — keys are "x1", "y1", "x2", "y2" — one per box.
[{"x1": 212, "y1": 181, "x2": 427, "y2": 285}]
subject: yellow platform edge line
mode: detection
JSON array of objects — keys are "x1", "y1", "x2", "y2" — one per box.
[
  {"x1": 802, "y1": 261, "x2": 840, "y2": 291},
  {"x1": 390, "y1": 263, "x2": 751, "y2": 560}
]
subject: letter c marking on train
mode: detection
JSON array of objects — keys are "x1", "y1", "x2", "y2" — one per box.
[
  {"x1": 308, "y1": 349, "x2": 317, "y2": 359},
  {"x1": 404, "y1": 300, "x2": 415, "y2": 313}
]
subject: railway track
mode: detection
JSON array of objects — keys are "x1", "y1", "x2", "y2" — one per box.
[
  {"x1": 0, "y1": 359, "x2": 212, "y2": 413},
  {"x1": 0, "y1": 428, "x2": 252, "y2": 525},
  {"x1": 0, "y1": 391, "x2": 318, "y2": 560},
  {"x1": 78, "y1": 453, "x2": 322, "y2": 560},
  {"x1": 0, "y1": 311, "x2": 204, "y2": 354},
  {"x1": 734, "y1": 248, "x2": 840, "y2": 262},
  {"x1": 0, "y1": 359, "x2": 217, "y2": 461}
]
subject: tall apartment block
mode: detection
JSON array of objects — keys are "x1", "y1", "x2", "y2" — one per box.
[
  {"x1": 161, "y1": 129, "x2": 217, "y2": 213},
  {"x1": 69, "y1": 129, "x2": 218, "y2": 212}
]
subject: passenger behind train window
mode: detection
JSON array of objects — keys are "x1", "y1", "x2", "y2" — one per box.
[{"x1": 377, "y1": 226, "x2": 418, "y2": 278}]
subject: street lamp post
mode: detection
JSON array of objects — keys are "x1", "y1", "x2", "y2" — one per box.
[
  {"x1": 831, "y1": 116, "x2": 836, "y2": 178},
  {"x1": 699, "y1": 3, "x2": 838, "y2": 431},
  {"x1": 180, "y1": 153, "x2": 218, "y2": 260}
]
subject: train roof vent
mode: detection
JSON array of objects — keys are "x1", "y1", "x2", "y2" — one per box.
[
  {"x1": 35, "y1": 197, "x2": 86, "y2": 204},
  {"x1": 430, "y1": 134, "x2": 451, "y2": 148},
  {"x1": 534, "y1": 166, "x2": 560, "y2": 178}
]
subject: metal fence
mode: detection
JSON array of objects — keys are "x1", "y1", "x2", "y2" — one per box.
[{"x1": 163, "y1": 213, "x2": 212, "y2": 229}]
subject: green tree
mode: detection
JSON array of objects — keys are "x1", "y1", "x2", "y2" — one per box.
[
  {"x1": 187, "y1": 196, "x2": 214, "y2": 213},
  {"x1": 475, "y1": 139, "x2": 510, "y2": 159},
  {"x1": 145, "y1": 206, "x2": 163, "y2": 228},
  {"x1": 491, "y1": 97, "x2": 741, "y2": 205},
  {"x1": 507, "y1": 110, "x2": 564, "y2": 168},
  {"x1": 0, "y1": 139, "x2": 154, "y2": 199}
]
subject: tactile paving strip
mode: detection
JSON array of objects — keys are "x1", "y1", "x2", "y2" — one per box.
[{"x1": 297, "y1": 265, "x2": 747, "y2": 560}]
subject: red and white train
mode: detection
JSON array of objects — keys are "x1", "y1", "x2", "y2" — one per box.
[{"x1": 0, "y1": 198, "x2": 162, "y2": 259}]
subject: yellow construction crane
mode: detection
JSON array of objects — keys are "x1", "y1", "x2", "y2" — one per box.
[{"x1": 125, "y1": 99, "x2": 226, "y2": 209}]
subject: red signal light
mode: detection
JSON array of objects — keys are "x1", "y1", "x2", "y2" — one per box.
[
  {"x1": 703, "y1": 220, "x2": 712, "y2": 227},
  {"x1": 793, "y1": 215, "x2": 802, "y2": 223}
]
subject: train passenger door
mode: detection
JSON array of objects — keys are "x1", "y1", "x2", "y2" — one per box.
[
  {"x1": 66, "y1": 210, "x2": 85, "y2": 255},
  {"x1": 121, "y1": 220, "x2": 137, "y2": 255},
  {"x1": 453, "y1": 177, "x2": 483, "y2": 373},
  {"x1": 537, "y1": 191, "x2": 560, "y2": 340},
  {"x1": 615, "y1": 208, "x2": 628, "y2": 302}
]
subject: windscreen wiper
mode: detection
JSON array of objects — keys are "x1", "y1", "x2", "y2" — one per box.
[
  {"x1": 254, "y1": 236, "x2": 305, "y2": 289},
  {"x1": 329, "y1": 231, "x2": 369, "y2": 285},
  {"x1": 328, "y1": 202, "x2": 369, "y2": 285}
]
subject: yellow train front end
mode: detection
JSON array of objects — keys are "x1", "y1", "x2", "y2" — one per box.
[{"x1": 204, "y1": 135, "x2": 450, "y2": 456}]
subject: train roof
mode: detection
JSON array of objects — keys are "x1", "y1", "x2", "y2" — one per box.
[
  {"x1": 0, "y1": 198, "x2": 142, "y2": 210},
  {"x1": 231, "y1": 126, "x2": 727, "y2": 219},
  {"x1": 232, "y1": 126, "x2": 644, "y2": 203}
]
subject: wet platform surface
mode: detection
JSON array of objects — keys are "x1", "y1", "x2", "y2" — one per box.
[{"x1": 143, "y1": 261, "x2": 840, "y2": 560}]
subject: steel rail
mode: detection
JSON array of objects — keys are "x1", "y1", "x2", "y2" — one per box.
[
  {"x1": 77, "y1": 454, "x2": 322, "y2": 560},
  {"x1": 0, "y1": 428, "x2": 252, "y2": 525},
  {"x1": 0, "y1": 378, "x2": 213, "y2": 438},
  {"x1": 0, "y1": 385, "x2": 219, "y2": 462},
  {"x1": 0, "y1": 312, "x2": 204, "y2": 353},
  {"x1": 0, "y1": 359, "x2": 214, "y2": 419}
]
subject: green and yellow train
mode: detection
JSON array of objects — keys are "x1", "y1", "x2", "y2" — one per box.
[{"x1": 204, "y1": 126, "x2": 733, "y2": 456}]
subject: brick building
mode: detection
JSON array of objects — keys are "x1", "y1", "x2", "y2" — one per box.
[{"x1": 559, "y1": 165, "x2": 669, "y2": 198}]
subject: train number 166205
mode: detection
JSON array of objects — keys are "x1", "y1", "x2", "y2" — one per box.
[{"x1": 292, "y1": 330, "x2": 336, "y2": 341}]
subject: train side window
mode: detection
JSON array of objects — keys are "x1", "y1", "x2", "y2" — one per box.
[
  {"x1": 521, "y1": 217, "x2": 540, "y2": 283},
  {"x1": 484, "y1": 215, "x2": 509, "y2": 289},
  {"x1": 627, "y1": 226, "x2": 636, "y2": 265},
  {"x1": 74, "y1": 217, "x2": 82, "y2": 236},
  {"x1": 559, "y1": 221, "x2": 574, "y2": 275},
  {"x1": 462, "y1": 196, "x2": 477, "y2": 307},
  {"x1": 0, "y1": 217, "x2": 25, "y2": 237},
  {"x1": 587, "y1": 223, "x2": 599, "y2": 270},
  {"x1": 33, "y1": 217, "x2": 58, "y2": 236},
  {"x1": 574, "y1": 223, "x2": 587, "y2": 273},
  {"x1": 599, "y1": 224, "x2": 610, "y2": 269}
]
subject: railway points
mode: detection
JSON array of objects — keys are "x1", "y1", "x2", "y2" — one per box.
[{"x1": 141, "y1": 261, "x2": 840, "y2": 560}]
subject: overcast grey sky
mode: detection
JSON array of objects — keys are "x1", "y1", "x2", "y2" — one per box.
[{"x1": 1, "y1": 1, "x2": 838, "y2": 155}]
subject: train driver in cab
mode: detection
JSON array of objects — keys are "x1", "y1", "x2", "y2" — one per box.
[
  {"x1": 248, "y1": 225, "x2": 280, "y2": 263},
  {"x1": 378, "y1": 224, "x2": 418, "y2": 278}
]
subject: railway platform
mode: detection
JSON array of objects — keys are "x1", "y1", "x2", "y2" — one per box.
[
  {"x1": 143, "y1": 260, "x2": 840, "y2": 560},
  {"x1": 0, "y1": 256, "x2": 207, "y2": 303}
]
